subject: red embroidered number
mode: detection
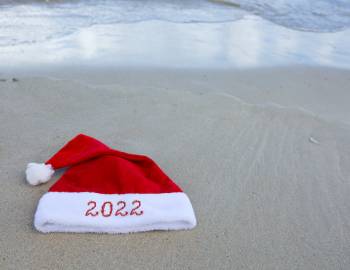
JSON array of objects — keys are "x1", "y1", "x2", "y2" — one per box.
[
  {"x1": 130, "y1": 200, "x2": 144, "y2": 216},
  {"x1": 115, "y1": 201, "x2": 128, "y2": 217},
  {"x1": 85, "y1": 200, "x2": 143, "y2": 217},
  {"x1": 85, "y1": 201, "x2": 98, "y2": 217},
  {"x1": 101, "y1": 201, "x2": 113, "y2": 217}
]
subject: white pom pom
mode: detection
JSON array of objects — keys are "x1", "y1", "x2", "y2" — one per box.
[{"x1": 26, "y1": 163, "x2": 55, "y2": 186}]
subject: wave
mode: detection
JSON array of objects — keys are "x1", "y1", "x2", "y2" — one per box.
[
  {"x1": 218, "y1": 0, "x2": 350, "y2": 32},
  {"x1": 0, "y1": 0, "x2": 349, "y2": 47}
]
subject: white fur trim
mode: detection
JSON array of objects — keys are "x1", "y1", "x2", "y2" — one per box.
[
  {"x1": 26, "y1": 163, "x2": 55, "y2": 186},
  {"x1": 34, "y1": 192, "x2": 197, "y2": 233}
]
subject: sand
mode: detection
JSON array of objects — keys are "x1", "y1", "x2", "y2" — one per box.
[{"x1": 1, "y1": 67, "x2": 350, "y2": 269}]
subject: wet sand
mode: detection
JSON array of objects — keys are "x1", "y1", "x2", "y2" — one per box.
[{"x1": 1, "y1": 67, "x2": 350, "y2": 269}]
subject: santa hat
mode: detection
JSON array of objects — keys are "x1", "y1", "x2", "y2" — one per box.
[{"x1": 26, "y1": 134, "x2": 196, "y2": 234}]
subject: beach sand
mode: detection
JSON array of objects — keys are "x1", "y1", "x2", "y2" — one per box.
[{"x1": 1, "y1": 67, "x2": 350, "y2": 269}]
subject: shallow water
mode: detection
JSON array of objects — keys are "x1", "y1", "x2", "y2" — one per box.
[
  {"x1": 1, "y1": 0, "x2": 350, "y2": 69},
  {"x1": 1, "y1": 0, "x2": 350, "y2": 48}
]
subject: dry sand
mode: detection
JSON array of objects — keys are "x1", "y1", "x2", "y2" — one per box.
[{"x1": 1, "y1": 67, "x2": 350, "y2": 269}]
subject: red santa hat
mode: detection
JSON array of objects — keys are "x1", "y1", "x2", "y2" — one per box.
[{"x1": 26, "y1": 134, "x2": 196, "y2": 234}]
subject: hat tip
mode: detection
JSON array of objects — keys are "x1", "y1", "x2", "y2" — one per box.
[{"x1": 26, "y1": 163, "x2": 55, "y2": 186}]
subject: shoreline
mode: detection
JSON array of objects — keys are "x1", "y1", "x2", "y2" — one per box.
[{"x1": 2, "y1": 17, "x2": 350, "y2": 70}]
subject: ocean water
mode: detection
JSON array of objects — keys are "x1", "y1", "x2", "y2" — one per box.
[{"x1": 1, "y1": 0, "x2": 350, "y2": 47}]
